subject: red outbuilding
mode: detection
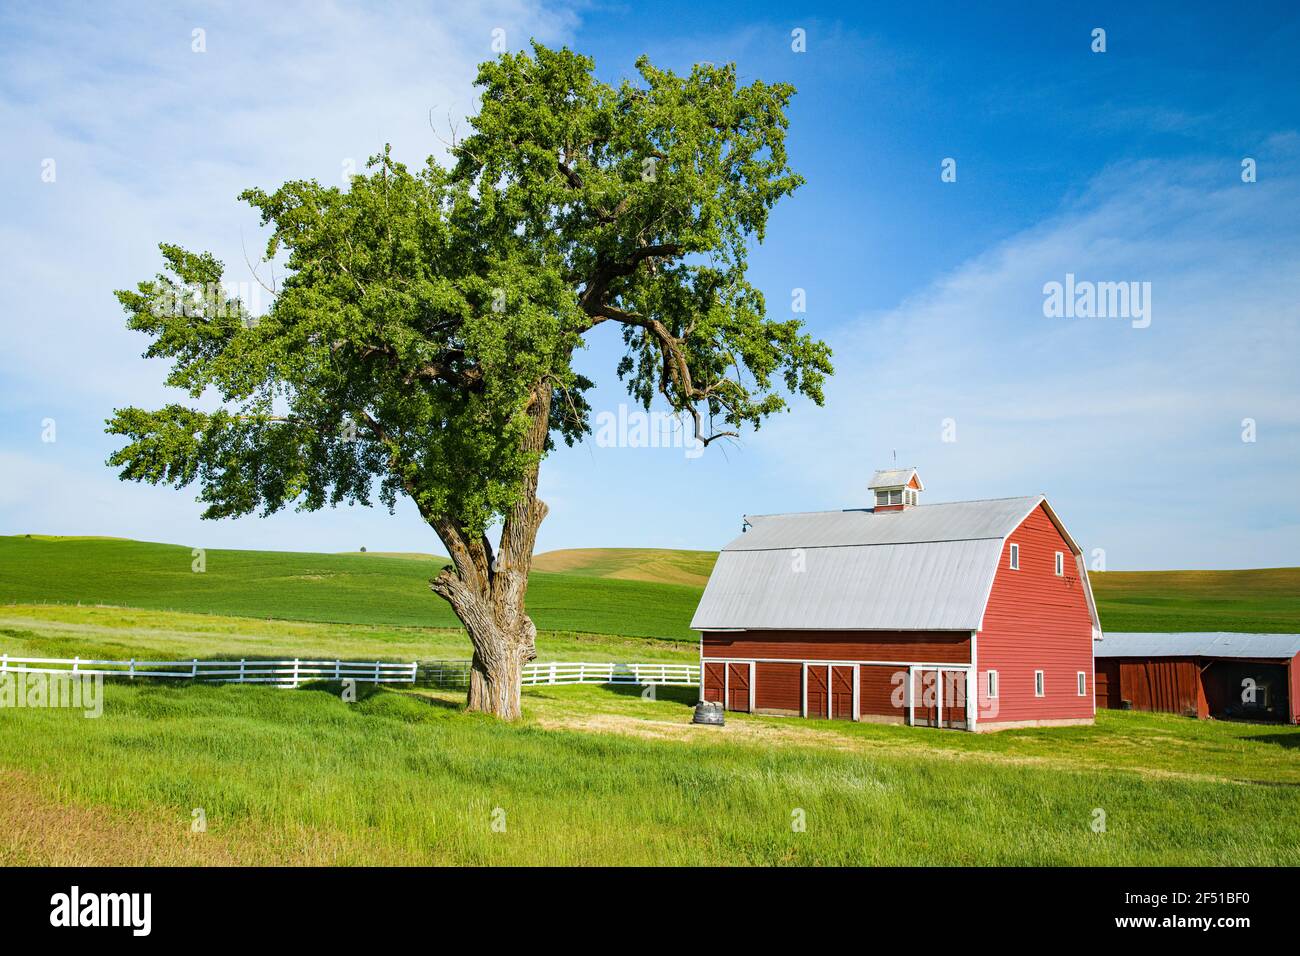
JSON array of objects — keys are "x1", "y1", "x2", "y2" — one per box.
[
  {"x1": 691, "y1": 468, "x2": 1101, "y2": 731},
  {"x1": 1093, "y1": 632, "x2": 1300, "y2": 724}
]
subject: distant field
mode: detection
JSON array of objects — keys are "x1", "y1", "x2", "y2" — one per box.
[
  {"x1": 0, "y1": 536, "x2": 700, "y2": 642},
  {"x1": 1090, "y1": 567, "x2": 1300, "y2": 633},
  {"x1": 3, "y1": 536, "x2": 1297, "y2": 639},
  {"x1": 532, "y1": 548, "x2": 717, "y2": 588}
]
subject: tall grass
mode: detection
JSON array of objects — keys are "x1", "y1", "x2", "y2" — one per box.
[{"x1": 1, "y1": 681, "x2": 1295, "y2": 866}]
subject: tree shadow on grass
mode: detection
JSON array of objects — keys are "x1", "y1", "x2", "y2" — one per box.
[
  {"x1": 1241, "y1": 732, "x2": 1300, "y2": 749},
  {"x1": 295, "y1": 680, "x2": 462, "y2": 711},
  {"x1": 599, "y1": 683, "x2": 698, "y2": 705}
]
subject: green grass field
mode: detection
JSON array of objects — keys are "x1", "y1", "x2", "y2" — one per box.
[{"x1": 2, "y1": 534, "x2": 1298, "y2": 865}]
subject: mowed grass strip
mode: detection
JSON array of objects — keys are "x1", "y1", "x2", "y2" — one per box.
[
  {"x1": 0, "y1": 536, "x2": 701, "y2": 641},
  {"x1": 0, "y1": 681, "x2": 1296, "y2": 866},
  {"x1": 531, "y1": 547, "x2": 718, "y2": 588}
]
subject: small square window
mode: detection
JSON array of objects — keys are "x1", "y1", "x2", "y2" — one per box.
[
  {"x1": 1055, "y1": 551, "x2": 1064, "y2": 576},
  {"x1": 1009, "y1": 543, "x2": 1020, "y2": 570},
  {"x1": 986, "y1": 670, "x2": 999, "y2": 699},
  {"x1": 1077, "y1": 671, "x2": 1087, "y2": 696},
  {"x1": 1034, "y1": 670, "x2": 1045, "y2": 697}
]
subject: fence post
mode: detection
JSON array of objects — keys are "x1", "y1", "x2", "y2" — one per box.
[
  {"x1": 335, "y1": 660, "x2": 341, "y2": 681},
  {"x1": 191, "y1": 658, "x2": 198, "y2": 680},
  {"x1": 292, "y1": 658, "x2": 300, "y2": 688},
  {"x1": 373, "y1": 661, "x2": 381, "y2": 683},
  {"x1": 1, "y1": 653, "x2": 8, "y2": 674},
  {"x1": 129, "y1": 658, "x2": 135, "y2": 680},
  {"x1": 239, "y1": 658, "x2": 246, "y2": 683},
  {"x1": 73, "y1": 656, "x2": 80, "y2": 675}
]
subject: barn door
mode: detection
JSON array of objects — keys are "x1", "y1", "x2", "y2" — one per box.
[
  {"x1": 831, "y1": 665, "x2": 856, "y2": 720},
  {"x1": 804, "y1": 664, "x2": 829, "y2": 718},
  {"x1": 703, "y1": 662, "x2": 725, "y2": 704},
  {"x1": 909, "y1": 668, "x2": 968, "y2": 728},
  {"x1": 726, "y1": 662, "x2": 752, "y2": 712}
]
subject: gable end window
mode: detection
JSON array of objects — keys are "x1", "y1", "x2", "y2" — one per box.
[
  {"x1": 1055, "y1": 551, "x2": 1064, "y2": 576},
  {"x1": 1008, "y1": 543, "x2": 1020, "y2": 570},
  {"x1": 1034, "y1": 670, "x2": 1045, "y2": 697}
]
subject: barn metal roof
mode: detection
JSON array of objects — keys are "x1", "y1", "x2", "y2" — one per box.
[
  {"x1": 691, "y1": 495, "x2": 1080, "y2": 632},
  {"x1": 734, "y1": 496, "x2": 1045, "y2": 550},
  {"x1": 1095, "y1": 632, "x2": 1300, "y2": 660}
]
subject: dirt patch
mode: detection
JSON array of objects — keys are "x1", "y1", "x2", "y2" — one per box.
[
  {"x1": 532, "y1": 711, "x2": 1265, "y2": 786},
  {"x1": 0, "y1": 769, "x2": 244, "y2": 865}
]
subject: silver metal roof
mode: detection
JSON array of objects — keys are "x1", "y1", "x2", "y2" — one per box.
[
  {"x1": 734, "y1": 496, "x2": 1044, "y2": 550},
  {"x1": 1095, "y1": 632, "x2": 1300, "y2": 660},
  {"x1": 691, "y1": 538, "x2": 1004, "y2": 631},
  {"x1": 692, "y1": 496, "x2": 1057, "y2": 632},
  {"x1": 868, "y1": 467, "x2": 920, "y2": 490}
]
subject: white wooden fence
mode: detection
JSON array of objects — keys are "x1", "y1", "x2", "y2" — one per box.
[
  {"x1": 524, "y1": 661, "x2": 699, "y2": 686},
  {"x1": 418, "y1": 659, "x2": 699, "y2": 688},
  {"x1": 0, "y1": 654, "x2": 417, "y2": 688},
  {"x1": 0, "y1": 655, "x2": 698, "y2": 690}
]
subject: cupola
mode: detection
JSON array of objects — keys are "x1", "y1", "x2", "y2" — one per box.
[{"x1": 868, "y1": 467, "x2": 923, "y2": 512}]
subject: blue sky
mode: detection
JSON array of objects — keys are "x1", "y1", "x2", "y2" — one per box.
[{"x1": 1, "y1": 1, "x2": 1297, "y2": 569}]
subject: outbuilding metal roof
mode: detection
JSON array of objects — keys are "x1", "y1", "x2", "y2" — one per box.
[
  {"x1": 691, "y1": 495, "x2": 1088, "y2": 632},
  {"x1": 1095, "y1": 632, "x2": 1300, "y2": 660}
]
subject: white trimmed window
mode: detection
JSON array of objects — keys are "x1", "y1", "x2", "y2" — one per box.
[
  {"x1": 1077, "y1": 671, "x2": 1087, "y2": 696},
  {"x1": 1034, "y1": 670, "x2": 1045, "y2": 697},
  {"x1": 1009, "y1": 543, "x2": 1019, "y2": 570},
  {"x1": 876, "y1": 489, "x2": 903, "y2": 507},
  {"x1": 986, "y1": 670, "x2": 999, "y2": 699},
  {"x1": 1055, "y1": 551, "x2": 1064, "y2": 576}
]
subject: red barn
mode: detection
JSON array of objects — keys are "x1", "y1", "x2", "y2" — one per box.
[{"x1": 691, "y1": 468, "x2": 1101, "y2": 731}]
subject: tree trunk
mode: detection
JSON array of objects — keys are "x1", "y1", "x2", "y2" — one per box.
[{"x1": 423, "y1": 388, "x2": 551, "y2": 720}]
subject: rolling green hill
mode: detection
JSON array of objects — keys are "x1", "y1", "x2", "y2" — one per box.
[
  {"x1": 2, "y1": 536, "x2": 1297, "y2": 636},
  {"x1": 0, "y1": 536, "x2": 701, "y2": 641},
  {"x1": 1088, "y1": 567, "x2": 1300, "y2": 633}
]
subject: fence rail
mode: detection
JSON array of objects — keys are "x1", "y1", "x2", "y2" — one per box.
[
  {"x1": 418, "y1": 659, "x2": 700, "y2": 689},
  {"x1": 0, "y1": 654, "x2": 417, "y2": 688},
  {"x1": 0, "y1": 655, "x2": 699, "y2": 691}
]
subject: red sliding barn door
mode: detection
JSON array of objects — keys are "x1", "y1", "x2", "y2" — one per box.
[
  {"x1": 831, "y1": 665, "x2": 855, "y2": 720},
  {"x1": 805, "y1": 664, "x2": 829, "y2": 718},
  {"x1": 726, "y1": 663, "x2": 752, "y2": 712},
  {"x1": 703, "y1": 662, "x2": 725, "y2": 704}
]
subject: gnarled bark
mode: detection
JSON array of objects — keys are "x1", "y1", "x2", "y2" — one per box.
[{"x1": 424, "y1": 388, "x2": 551, "y2": 719}]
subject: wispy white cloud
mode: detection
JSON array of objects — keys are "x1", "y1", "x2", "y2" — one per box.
[
  {"x1": 0, "y1": 0, "x2": 577, "y2": 404},
  {"x1": 749, "y1": 148, "x2": 1300, "y2": 569}
]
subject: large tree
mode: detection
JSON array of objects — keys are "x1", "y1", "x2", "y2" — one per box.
[{"x1": 108, "y1": 44, "x2": 833, "y2": 718}]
